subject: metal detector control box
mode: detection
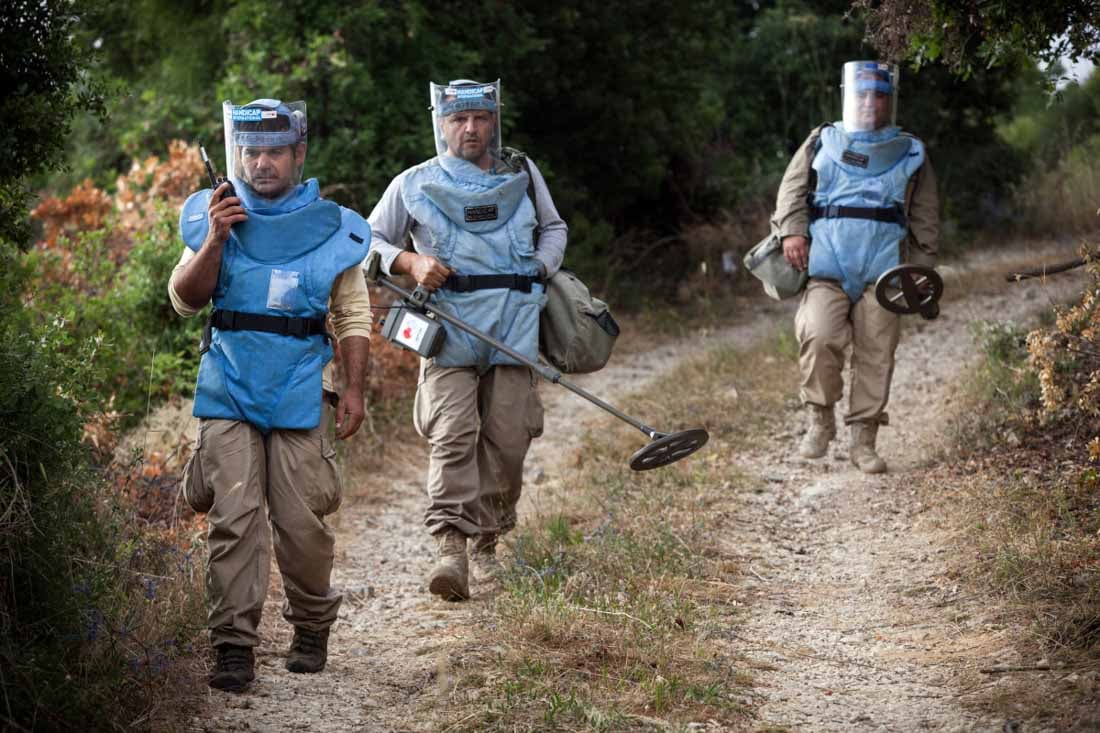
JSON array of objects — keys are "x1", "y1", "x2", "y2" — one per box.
[{"x1": 381, "y1": 305, "x2": 445, "y2": 358}]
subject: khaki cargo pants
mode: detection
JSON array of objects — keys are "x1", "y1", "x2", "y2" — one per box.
[
  {"x1": 414, "y1": 361, "x2": 544, "y2": 537},
  {"x1": 795, "y1": 279, "x2": 900, "y2": 425},
  {"x1": 181, "y1": 404, "x2": 343, "y2": 648}
]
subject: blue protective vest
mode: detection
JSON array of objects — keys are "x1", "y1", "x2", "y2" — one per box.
[
  {"x1": 401, "y1": 155, "x2": 545, "y2": 370},
  {"x1": 178, "y1": 179, "x2": 370, "y2": 432},
  {"x1": 808, "y1": 124, "x2": 925, "y2": 302}
]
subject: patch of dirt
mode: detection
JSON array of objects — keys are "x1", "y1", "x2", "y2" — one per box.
[{"x1": 172, "y1": 240, "x2": 1088, "y2": 731}]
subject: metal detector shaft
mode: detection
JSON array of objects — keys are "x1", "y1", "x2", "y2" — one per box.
[{"x1": 372, "y1": 275, "x2": 662, "y2": 439}]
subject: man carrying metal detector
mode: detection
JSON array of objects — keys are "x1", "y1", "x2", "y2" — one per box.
[
  {"x1": 365, "y1": 79, "x2": 567, "y2": 601},
  {"x1": 775, "y1": 61, "x2": 940, "y2": 474},
  {"x1": 169, "y1": 98, "x2": 373, "y2": 691},
  {"x1": 366, "y1": 79, "x2": 707, "y2": 602}
]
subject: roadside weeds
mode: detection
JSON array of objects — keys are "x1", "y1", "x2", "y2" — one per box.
[{"x1": 436, "y1": 328, "x2": 800, "y2": 730}]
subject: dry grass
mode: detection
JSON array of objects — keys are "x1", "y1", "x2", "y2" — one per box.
[
  {"x1": 1012, "y1": 138, "x2": 1100, "y2": 238},
  {"x1": 434, "y1": 327, "x2": 799, "y2": 730},
  {"x1": 917, "y1": 309, "x2": 1100, "y2": 729}
]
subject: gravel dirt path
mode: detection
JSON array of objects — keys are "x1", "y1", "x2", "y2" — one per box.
[{"x1": 188, "y1": 241, "x2": 1088, "y2": 732}]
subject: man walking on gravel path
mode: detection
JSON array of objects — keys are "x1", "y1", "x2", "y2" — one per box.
[
  {"x1": 169, "y1": 98, "x2": 373, "y2": 691},
  {"x1": 366, "y1": 79, "x2": 567, "y2": 601},
  {"x1": 773, "y1": 61, "x2": 939, "y2": 473}
]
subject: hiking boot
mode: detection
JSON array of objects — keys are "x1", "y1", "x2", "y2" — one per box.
[
  {"x1": 798, "y1": 404, "x2": 836, "y2": 458},
  {"x1": 469, "y1": 533, "x2": 504, "y2": 582},
  {"x1": 285, "y1": 627, "x2": 330, "y2": 674},
  {"x1": 849, "y1": 421, "x2": 887, "y2": 474},
  {"x1": 209, "y1": 644, "x2": 255, "y2": 692},
  {"x1": 427, "y1": 528, "x2": 469, "y2": 601}
]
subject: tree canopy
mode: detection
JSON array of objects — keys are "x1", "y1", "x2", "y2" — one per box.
[
  {"x1": 1, "y1": 0, "x2": 103, "y2": 249},
  {"x1": 852, "y1": 0, "x2": 1100, "y2": 78}
]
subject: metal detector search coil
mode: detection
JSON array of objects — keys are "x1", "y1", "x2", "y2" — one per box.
[{"x1": 874, "y1": 264, "x2": 943, "y2": 320}]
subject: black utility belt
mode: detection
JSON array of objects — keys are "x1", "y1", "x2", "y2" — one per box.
[
  {"x1": 441, "y1": 273, "x2": 541, "y2": 293},
  {"x1": 200, "y1": 309, "x2": 328, "y2": 354},
  {"x1": 811, "y1": 204, "x2": 907, "y2": 226}
]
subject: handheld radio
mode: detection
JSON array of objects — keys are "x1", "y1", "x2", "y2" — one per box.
[{"x1": 200, "y1": 146, "x2": 236, "y2": 200}]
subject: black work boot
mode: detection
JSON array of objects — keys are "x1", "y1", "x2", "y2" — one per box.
[
  {"x1": 209, "y1": 644, "x2": 255, "y2": 692},
  {"x1": 286, "y1": 627, "x2": 330, "y2": 673}
]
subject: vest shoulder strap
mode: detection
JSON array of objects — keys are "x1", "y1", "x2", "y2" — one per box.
[
  {"x1": 503, "y1": 146, "x2": 543, "y2": 248},
  {"x1": 805, "y1": 122, "x2": 832, "y2": 201}
]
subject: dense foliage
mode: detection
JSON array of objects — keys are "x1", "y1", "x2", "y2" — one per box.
[
  {"x1": 1, "y1": 3, "x2": 205, "y2": 729},
  {"x1": 59, "y1": 0, "x2": 1029, "y2": 291},
  {"x1": 1, "y1": 0, "x2": 104, "y2": 250},
  {"x1": 853, "y1": 0, "x2": 1100, "y2": 79}
]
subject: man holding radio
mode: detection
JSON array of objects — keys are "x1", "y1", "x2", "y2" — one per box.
[{"x1": 169, "y1": 98, "x2": 372, "y2": 691}]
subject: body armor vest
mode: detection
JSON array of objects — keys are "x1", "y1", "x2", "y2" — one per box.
[
  {"x1": 401, "y1": 155, "x2": 545, "y2": 370},
  {"x1": 178, "y1": 179, "x2": 369, "y2": 432},
  {"x1": 808, "y1": 124, "x2": 925, "y2": 302}
]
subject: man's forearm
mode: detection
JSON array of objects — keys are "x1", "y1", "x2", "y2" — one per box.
[
  {"x1": 340, "y1": 335, "x2": 370, "y2": 395},
  {"x1": 171, "y1": 242, "x2": 225, "y2": 311},
  {"x1": 391, "y1": 251, "x2": 417, "y2": 276}
]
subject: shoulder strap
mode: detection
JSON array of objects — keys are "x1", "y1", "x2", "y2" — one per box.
[
  {"x1": 518, "y1": 155, "x2": 542, "y2": 248},
  {"x1": 805, "y1": 122, "x2": 831, "y2": 201}
]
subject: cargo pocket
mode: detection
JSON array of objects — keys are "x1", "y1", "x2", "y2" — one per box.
[
  {"x1": 181, "y1": 423, "x2": 214, "y2": 513},
  {"x1": 301, "y1": 406, "x2": 341, "y2": 516},
  {"x1": 317, "y1": 430, "x2": 342, "y2": 516},
  {"x1": 525, "y1": 370, "x2": 545, "y2": 439}
]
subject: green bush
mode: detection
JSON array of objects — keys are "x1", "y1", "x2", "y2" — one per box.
[
  {"x1": 1, "y1": 237, "x2": 206, "y2": 730},
  {"x1": 26, "y1": 208, "x2": 203, "y2": 428},
  {"x1": 999, "y1": 69, "x2": 1100, "y2": 235}
]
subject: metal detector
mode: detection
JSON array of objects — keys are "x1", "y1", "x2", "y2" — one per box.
[
  {"x1": 364, "y1": 252, "x2": 709, "y2": 471},
  {"x1": 874, "y1": 264, "x2": 943, "y2": 320}
]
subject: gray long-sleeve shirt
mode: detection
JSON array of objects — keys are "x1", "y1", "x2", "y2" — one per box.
[{"x1": 366, "y1": 156, "x2": 568, "y2": 277}]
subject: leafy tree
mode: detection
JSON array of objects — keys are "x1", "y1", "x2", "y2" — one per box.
[
  {"x1": 1, "y1": 0, "x2": 104, "y2": 249},
  {"x1": 851, "y1": 0, "x2": 1100, "y2": 78}
]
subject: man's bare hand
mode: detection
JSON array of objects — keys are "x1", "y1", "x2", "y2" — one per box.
[
  {"x1": 334, "y1": 388, "x2": 365, "y2": 440},
  {"x1": 407, "y1": 254, "x2": 451, "y2": 291},
  {"x1": 204, "y1": 182, "x2": 248, "y2": 248},
  {"x1": 782, "y1": 235, "x2": 809, "y2": 271}
]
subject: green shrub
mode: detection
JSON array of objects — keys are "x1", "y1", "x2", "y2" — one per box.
[
  {"x1": 26, "y1": 208, "x2": 203, "y2": 428},
  {"x1": 967, "y1": 319, "x2": 1040, "y2": 415},
  {"x1": 2, "y1": 235, "x2": 205, "y2": 730}
]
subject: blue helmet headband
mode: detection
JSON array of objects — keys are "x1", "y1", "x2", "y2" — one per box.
[
  {"x1": 231, "y1": 99, "x2": 306, "y2": 147},
  {"x1": 436, "y1": 82, "x2": 498, "y2": 117},
  {"x1": 853, "y1": 63, "x2": 894, "y2": 95}
]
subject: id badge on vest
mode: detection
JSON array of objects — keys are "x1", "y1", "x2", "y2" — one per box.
[{"x1": 267, "y1": 269, "x2": 301, "y2": 311}]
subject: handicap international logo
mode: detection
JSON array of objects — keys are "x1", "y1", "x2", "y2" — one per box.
[
  {"x1": 396, "y1": 313, "x2": 429, "y2": 350},
  {"x1": 444, "y1": 86, "x2": 495, "y2": 99},
  {"x1": 231, "y1": 108, "x2": 264, "y2": 122}
]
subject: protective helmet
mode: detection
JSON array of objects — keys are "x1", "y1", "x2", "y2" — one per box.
[
  {"x1": 428, "y1": 79, "x2": 502, "y2": 161},
  {"x1": 841, "y1": 61, "x2": 899, "y2": 132},
  {"x1": 222, "y1": 99, "x2": 308, "y2": 194}
]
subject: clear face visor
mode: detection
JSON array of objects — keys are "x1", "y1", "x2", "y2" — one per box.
[
  {"x1": 429, "y1": 79, "x2": 502, "y2": 164},
  {"x1": 222, "y1": 99, "x2": 308, "y2": 198},
  {"x1": 841, "y1": 62, "x2": 898, "y2": 132}
]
